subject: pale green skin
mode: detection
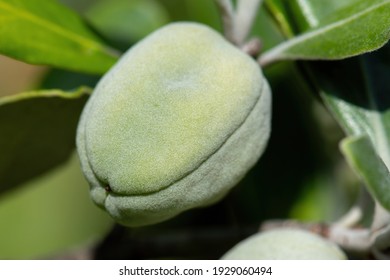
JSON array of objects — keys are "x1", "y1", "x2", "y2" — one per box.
[
  {"x1": 221, "y1": 229, "x2": 347, "y2": 260},
  {"x1": 76, "y1": 22, "x2": 271, "y2": 227}
]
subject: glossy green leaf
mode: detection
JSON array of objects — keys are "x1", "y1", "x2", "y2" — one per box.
[
  {"x1": 309, "y1": 43, "x2": 390, "y2": 209},
  {"x1": 285, "y1": 0, "x2": 357, "y2": 32},
  {"x1": 260, "y1": 0, "x2": 390, "y2": 65},
  {"x1": 264, "y1": 0, "x2": 362, "y2": 36},
  {"x1": 341, "y1": 136, "x2": 390, "y2": 211},
  {"x1": 0, "y1": 0, "x2": 119, "y2": 74},
  {"x1": 0, "y1": 87, "x2": 90, "y2": 194}
]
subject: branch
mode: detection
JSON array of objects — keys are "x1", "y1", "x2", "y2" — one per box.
[
  {"x1": 333, "y1": 186, "x2": 372, "y2": 228},
  {"x1": 260, "y1": 219, "x2": 372, "y2": 256},
  {"x1": 235, "y1": 0, "x2": 263, "y2": 45},
  {"x1": 258, "y1": 45, "x2": 284, "y2": 67},
  {"x1": 370, "y1": 202, "x2": 390, "y2": 259},
  {"x1": 372, "y1": 224, "x2": 390, "y2": 259},
  {"x1": 333, "y1": 206, "x2": 363, "y2": 228},
  {"x1": 241, "y1": 38, "x2": 262, "y2": 57},
  {"x1": 371, "y1": 202, "x2": 390, "y2": 233},
  {"x1": 328, "y1": 226, "x2": 371, "y2": 253},
  {"x1": 215, "y1": 0, "x2": 263, "y2": 46},
  {"x1": 214, "y1": 0, "x2": 237, "y2": 44},
  {"x1": 260, "y1": 220, "x2": 329, "y2": 236}
]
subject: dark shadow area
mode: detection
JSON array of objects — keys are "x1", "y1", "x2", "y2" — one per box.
[{"x1": 307, "y1": 42, "x2": 390, "y2": 112}]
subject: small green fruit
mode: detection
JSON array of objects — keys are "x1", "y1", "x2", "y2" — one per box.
[
  {"x1": 221, "y1": 229, "x2": 347, "y2": 260},
  {"x1": 76, "y1": 22, "x2": 271, "y2": 227}
]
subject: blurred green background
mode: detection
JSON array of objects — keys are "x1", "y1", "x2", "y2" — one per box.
[{"x1": 0, "y1": 0, "x2": 359, "y2": 259}]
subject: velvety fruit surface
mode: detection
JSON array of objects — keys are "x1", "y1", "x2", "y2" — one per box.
[
  {"x1": 221, "y1": 229, "x2": 347, "y2": 260},
  {"x1": 77, "y1": 22, "x2": 271, "y2": 227}
]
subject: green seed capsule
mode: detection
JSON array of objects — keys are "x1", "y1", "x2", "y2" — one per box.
[{"x1": 76, "y1": 22, "x2": 271, "y2": 227}]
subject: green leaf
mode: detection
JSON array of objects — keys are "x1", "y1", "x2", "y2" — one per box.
[
  {"x1": 0, "y1": 0, "x2": 119, "y2": 74},
  {"x1": 264, "y1": 0, "x2": 302, "y2": 37},
  {"x1": 289, "y1": 0, "x2": 357, "y2": 31},
  {"x1": 0, "y1": 87, "x2": 90, "y2": 194},
  {"x1": 264, "y1": 0, "x2": 362, "y2": 36},
  {"x1": 341, "y1": 136, "x2": 390, "y2": 211},
  {"x1": 309, "y1": 43, "x2": 390, "y2": 209},
  {"x1": 260, "y1": 0, "x2": 390, "y2": 65}
]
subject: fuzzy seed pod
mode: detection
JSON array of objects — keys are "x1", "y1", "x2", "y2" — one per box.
[
  {"x1": 76, "y1": 22, "x2": 271, "y2": 227},
  {"x1": 221, "y1": 229, "x2": 347, "y2": 260}
]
